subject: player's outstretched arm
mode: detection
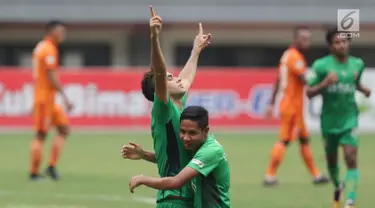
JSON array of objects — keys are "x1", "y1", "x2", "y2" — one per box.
[
  {"x1": 121, "y1": 142, "x2": 157, "y2": 164},
  {"x1": 178, "y1": 23, "x2": 212, "y2": 91},
  {"x1": 142, "y1": 151, "x2": 157, "y2": 163},
  {"x1": 149, "y1": 6, "x2": 168, "y2": 103},
  {"x1": 129, "y1": 167, "x2": 199, "y2": 193}
]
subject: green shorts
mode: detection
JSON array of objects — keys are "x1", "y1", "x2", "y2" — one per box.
[
  {"x1": 156, "y1": 199, "x2": 193, "y2": 208},
  {"x1": 323, "y1": 128, "x2": 359, "y2": 154}
]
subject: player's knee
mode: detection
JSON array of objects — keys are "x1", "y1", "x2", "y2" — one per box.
[
  {"x1": 299, "y1": 137, "x2": 309, "y2": 145},
  {"x1": 343, "y1": 147, "x2": 357, "y2": 168},
  {"x1": 280, "y1": 140, "x2": 290, "y2": 146},
  {"x1": 325, "y1": 154, "x2": 338, "y2": 166},
  {"x1": 344, "y1": 155, "x2": 357, "y2": 168},
  {"x1": 57, "y1": 125, "x2": 70, "y2": 138},
  {"x1": 36, "y1": 131, "x2": 47, "y2": 140}
]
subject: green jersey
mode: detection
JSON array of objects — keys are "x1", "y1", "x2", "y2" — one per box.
[
  {"x1": 308, "y1": 55, "x2": 364, "y2": 134},
  {"x1": 151, "y1": 93, "x2": 193, "y2": 203},
  {"x1": 187, "y1": 134, "x2": 231, "y2": 208}
]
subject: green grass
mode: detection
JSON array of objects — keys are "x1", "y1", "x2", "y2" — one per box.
[{"x1": 0, "y1": 132, "x2": 374, "y2": 208}]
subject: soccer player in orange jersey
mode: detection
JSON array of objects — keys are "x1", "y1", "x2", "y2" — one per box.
[
  {"x1": 30, "y1": 20, "x2": 73, "y2": 181},
  {"x1": 263, "y1": 26, "x2": 329, "y2": 186}
]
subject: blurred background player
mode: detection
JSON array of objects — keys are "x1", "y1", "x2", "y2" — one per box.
[
  {"x1": 306, "y1": 28, "x2": 371, "y2": 208},
  {"x1": 128, "y1": 106, "x2": 231, "y2": 208},
  {"x1": 264, "y1": 26, "x2": 329, "y2": 186},
  {"x1": 30, "y1": 20, "x2": 73, "y2": 181},
  {"x1": 129, "y1": 6, "x2": 211, "y2": 208}
]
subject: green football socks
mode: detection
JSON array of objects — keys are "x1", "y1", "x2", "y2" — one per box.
[{"x1": 345, "y1": 169, "x2": 359, "y2": 201}]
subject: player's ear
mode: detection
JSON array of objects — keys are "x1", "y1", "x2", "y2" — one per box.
[{"x1": 203, "y1": 126, "x2": 209, "y2": 139}]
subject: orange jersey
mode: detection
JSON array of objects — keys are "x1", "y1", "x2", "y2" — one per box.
[
  {"x1": 278, "y1": 47, "x2": 307, "y2": 114},
  {"x1": 32, "y1": 38, "x2": 59, "y2": 104}
]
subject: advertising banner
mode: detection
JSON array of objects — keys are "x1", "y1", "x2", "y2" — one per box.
[
  {"x1": 0, "y1": 68, "x2": 279, "y2": 128},
  {"x1": 1, "y1": 68, "x2": 374, "y2": 131}
]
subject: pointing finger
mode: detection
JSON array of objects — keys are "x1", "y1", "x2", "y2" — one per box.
[
  {"x1": 198, "y1": 22, "x2": 203, "y2": 36},
  {"x1": 150, "y1": 5, "x2": 156, "y2": 17}
]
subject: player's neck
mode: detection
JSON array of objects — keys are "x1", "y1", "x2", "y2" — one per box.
[
  {"x1": 291, "y1": 45, "x2": 306, "y2": 55},
  {"x1": 333, "y1": 54, "x2": 348, "y2": 63},
  {"x1": 171, "y1": 97, "x2": 183, "y2": 110},
  {"x1": 193, "y1": 141, "x2": 206, "y2": 152},
  {"x1": 44, "y1": 35, "x2": 58, "y2": 46}
]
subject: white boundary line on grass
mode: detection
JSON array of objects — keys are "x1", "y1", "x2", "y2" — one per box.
[{"x1": 0, "y1": 189, "x2": 156, "y2": 206}]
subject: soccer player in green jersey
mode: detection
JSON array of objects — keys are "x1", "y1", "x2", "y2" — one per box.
[
  {"x1": 123, "y1": 6, "x2": 212, "y2": 208},
  {"x1": 128, "y1": 106, "x2": 231, "y2": 208},
  {"x1": 306, "y1": 28, "x2": 371, "y2": 208}
]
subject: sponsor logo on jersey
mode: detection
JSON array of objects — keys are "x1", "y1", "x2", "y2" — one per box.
[
  {"x1": 295, "y1": 60, "x2": 304, "y2": 70},
  {"x1": 192, "y1": 159, "x2": 204, "y2": 168},
  {"x1": 45, "y1": 55, "x2": 56, "y2": 65}
]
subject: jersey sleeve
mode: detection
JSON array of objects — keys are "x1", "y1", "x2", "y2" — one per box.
[
  {"x1": 151, "y1": 92, "x2": 173, "y2": 123},
  {"x1": 42, "y1": 45, "x2": 58, "y2": 70},
  {"x1": 187, "y1": 145, "x2": 224, "y2": 177},
  {"x1": 307, "y1": 60, "x2": 325, "y2": 86},
  {"x1": 287, "y1": 55, "x2": 306, "y2": 76}
]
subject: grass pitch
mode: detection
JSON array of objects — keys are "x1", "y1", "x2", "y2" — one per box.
[{"x1": 0, "y1": 131, "x2": 374, "y2": 208}]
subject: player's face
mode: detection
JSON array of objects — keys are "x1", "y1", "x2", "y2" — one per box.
[
  {"x1": 180, "y1": 119, "x2": 209, "y2": 150},
  {"x1": 296, "y1": 30, "x2": 311, "y2": 51},
  {"x1": 330, "y1": 35, "x2": 349, "y2": 57},
  {"x1": 53, "y1": 25, "x2": 66, "y2": 43},
  {"x1": 166, "y1": 72, "x2": 186, "y2": 99}
]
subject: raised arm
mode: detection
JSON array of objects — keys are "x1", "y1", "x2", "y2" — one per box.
[
  {"x1": 178, "y1": 23, "x2": 212, "y2": 91},
  {"x1": 149, "y1": 6, "x2": 168, "y2": 103}
]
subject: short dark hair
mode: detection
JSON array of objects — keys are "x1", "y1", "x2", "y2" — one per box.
[
  {"x1": 45, "y1": 20, "x2": 66, "y2": 33},
  {"x1": 141, "y1": 70, "x2": 155, "y2": 102},
  {"x1": 325, "y1": 27, "x2": 351, "y2": 45},
  {"x1": 293, "y1": 25, "x2": 309, "y2": 38},
  {"x1": 180, "y1": 106, "x2": 209, "y2": 130}
]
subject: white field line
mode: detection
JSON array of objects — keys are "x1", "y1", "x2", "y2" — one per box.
[{"x1": 0, "y1": 189, "x2": 156, "y2": 205}]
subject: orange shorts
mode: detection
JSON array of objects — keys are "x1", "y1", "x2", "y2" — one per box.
[
  {"x1": 33, "y1": 103, "x2": 69, "y2": 132},
  {"x1": 279, "y1": 112, "x2": 309, "y2": 141}
]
